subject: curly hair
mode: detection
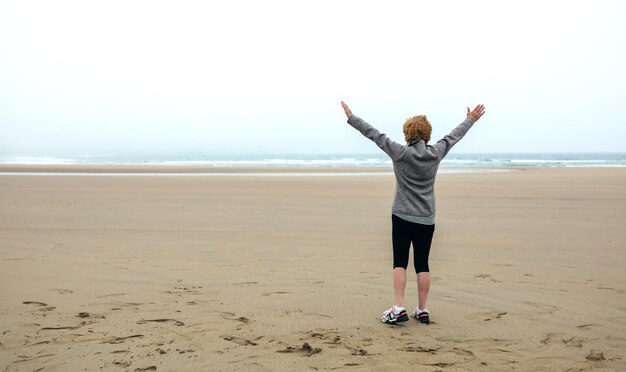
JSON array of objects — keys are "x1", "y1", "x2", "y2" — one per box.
[{"x1": 403, "y1": 115, "x2": 432, "y2": 144}]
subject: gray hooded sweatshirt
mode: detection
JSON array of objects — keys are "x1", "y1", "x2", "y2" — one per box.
[{"x1": 347, "y1": 115, "x2": 475, "y2": 225}]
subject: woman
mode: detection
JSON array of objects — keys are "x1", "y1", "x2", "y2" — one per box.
[{"x1": 340, "y1": 101, "x2": 486, "y2": 324}]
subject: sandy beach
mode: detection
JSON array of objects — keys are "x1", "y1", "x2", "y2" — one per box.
[{"x1": 0, "y1": 166, "x2": 624, "y2": 371}]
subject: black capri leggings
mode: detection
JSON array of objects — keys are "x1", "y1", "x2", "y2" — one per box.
[{"x1": 392, "y1": 214, "x2": 435, "y2": 273}]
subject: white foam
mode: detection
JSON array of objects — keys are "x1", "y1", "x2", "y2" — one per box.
[
  {"x1": 1, "y1": 156, "x2": 79, "y2": 164},
  {"x1": 153, "y1": 158, "x2": 392, "y2": 167},
  {"x1": 564, "y1": 164, "x2": 626, "y2": 168},
  {"x1": 510, "y1": 159, "x2": 608, "y2": 163}
]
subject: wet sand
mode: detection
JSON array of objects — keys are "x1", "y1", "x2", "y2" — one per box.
[{"x1": 0, "y1": 167, "x2": 624, "y2": 371}]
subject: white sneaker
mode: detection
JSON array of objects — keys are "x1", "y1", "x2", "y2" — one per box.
[
  {"x1": 412, "y1": 308, "x2": 430, "y2": 324},
  {"x1": 380, "y1": 307, "x2": 409, "y2": 324}
]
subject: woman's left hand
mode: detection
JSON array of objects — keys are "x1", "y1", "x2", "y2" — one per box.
[
  {"x1": 467, "y1": 104, "x2": 486, "y2": 122},
  {"x1": 341, "y1": 101, "x2": 353, "y2": 118}
]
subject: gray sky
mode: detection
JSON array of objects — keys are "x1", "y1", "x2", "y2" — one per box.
[{"x1": 1, "y1": 0, "x2": 625, "y2": 156}]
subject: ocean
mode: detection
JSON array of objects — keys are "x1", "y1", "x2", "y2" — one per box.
[{"x1": 1, "y1": 153, "x2": 625, "y2": 168}]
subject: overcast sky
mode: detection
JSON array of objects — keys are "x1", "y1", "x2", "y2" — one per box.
[{"x1": 1, "y1": 0, "x2": 624, "y2": 156}]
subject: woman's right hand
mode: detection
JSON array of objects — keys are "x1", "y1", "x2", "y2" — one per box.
[{"x1": 341, "y1": 101, "x2": 353, "y2": 118}]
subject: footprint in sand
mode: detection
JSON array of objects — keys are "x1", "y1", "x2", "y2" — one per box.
[
  {"x1": 586, "y1": 350, "x2": 605, "y2": 361},
  {"x1": 121, "y1": 302, "x2": 144, "y2": 306},
  {"x1": 307, "y1": 330, "x2": 344, "y2": 346},
  {"x1": 77, "y1": 312, "x2": 106, "y2": 319},
  {"x1": 438, "y1": 337, "x2": 517, "y2": 348},
  {"x1": 597, "y1": 287, "x2": 626, "y2": 294},
  {"x1": 22, "y1": 301, "x2": 56, "y2": 313},
  {"x1": 40, "y1": 321, "x2": 91, "y2": 331},
  {"x1": 562, "y1": 336, "x2": 584, "y2": 348},
  {"x1": 577, "y1": 323, "x2": 595, "y2": 329},
  {"x1": 109, "y1": 349, "x2": 130, "y2": 354},
  {"x1": 261, "y1": 291, "x2": 290, "y2": 296},
  {"x1": 101, "y1": 334, "x2": 144, "y2": 344},
  {"x1": 410, "y1": 347, "x2": 477, "y2": 369},
  {"x1": 175, "y1": 348, "x2": 195, "y2": 354},
  {"x1": 350, "y1": 347, "x2": 368, "y2": 356},
  {"x1": 174, "y1": 285, "x2": 202, "y2": 291},
  {"x1": 453, "y1": 348, "x2": 476, "y2": 357},
  {"x1": 285, "y1": 309, "x2": 331, "y2": 319},
  {"x1": 96, "y1": 293, "x2": 126, "y2": 298},
  {"x1": 136, "y1": 319, "x2": 185, "y2": 326},
  {"x1": 184, "y1": 299, "x2": 214, "y2": 305},
  {"x1": 464, "y1": 310, "x2": 507, "y2": 322},
  {"x1": 277, "y1": 342, "x2": 321, "y2": 356},
  {"x1": 474, "y1": 274, "x2": 503, "y2": 283},
  {"x1": 423, "y1": 362, "x2": 457, "y2": 368},
  {"x1": 221, "y1": 312, "x2": 251, "y2": 324},
  {"x1": 403, "y1": 346, "x2": 440, "y2": 353},
  {"x1": 25, "y1": 340, "x2": 50, "y2": 346},
  {"x1": 9, "y1": 353, "x2": 56, "y2": 365},
  {"x1": 22, "y1": 301, "x2": 48, "y2": 307},
  {"x1": 50, "y1": 288, "x2": 73, "y2": 294},
  {"x1": 113, "y1": 361, "x2": 132, "y2": 368},
  {"x1": 134, "y1": 366, "x2": 157, "y2": 371},
  {"x1": 163, "y1": 283, "x2": 203, "y2": 295},
  {"x1": 540, "y1": 332, "x2": 563, "y2": 345},
  {"x1": 223, "y1": 335, "x2": 258, "y2": 346},
  {"x1": 233, "y1": 281, "x2": 259, "y2": 286},
  {"x1": 305, "y1": 330, "x2": 363, "y2": 355},
  {"x1": 483, "y1": 312, "x2": 507, "y2": 321},
  {"x1": 524, "y1": 301, "x2": 560, "y2": 314},
  {"x1": 102, "y1": 302, "x2": 143, "y2": 309},
  {"x1": 541, "y1": 333, "x2": 584, "y2": 348}
]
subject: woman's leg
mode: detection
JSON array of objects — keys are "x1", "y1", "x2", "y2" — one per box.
[
  {"x1": 417, "y1": 272, "x2": 430, "y2": 310},
  {"x1": 393, "y1": 268, "x2": 407, "y2": 307},
  {"x1": 412, "y1": 224, "x2": 435, "y2": 310},
  {"x1": 392, "y1": 215, "x2": 412, "y2": 308}
]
